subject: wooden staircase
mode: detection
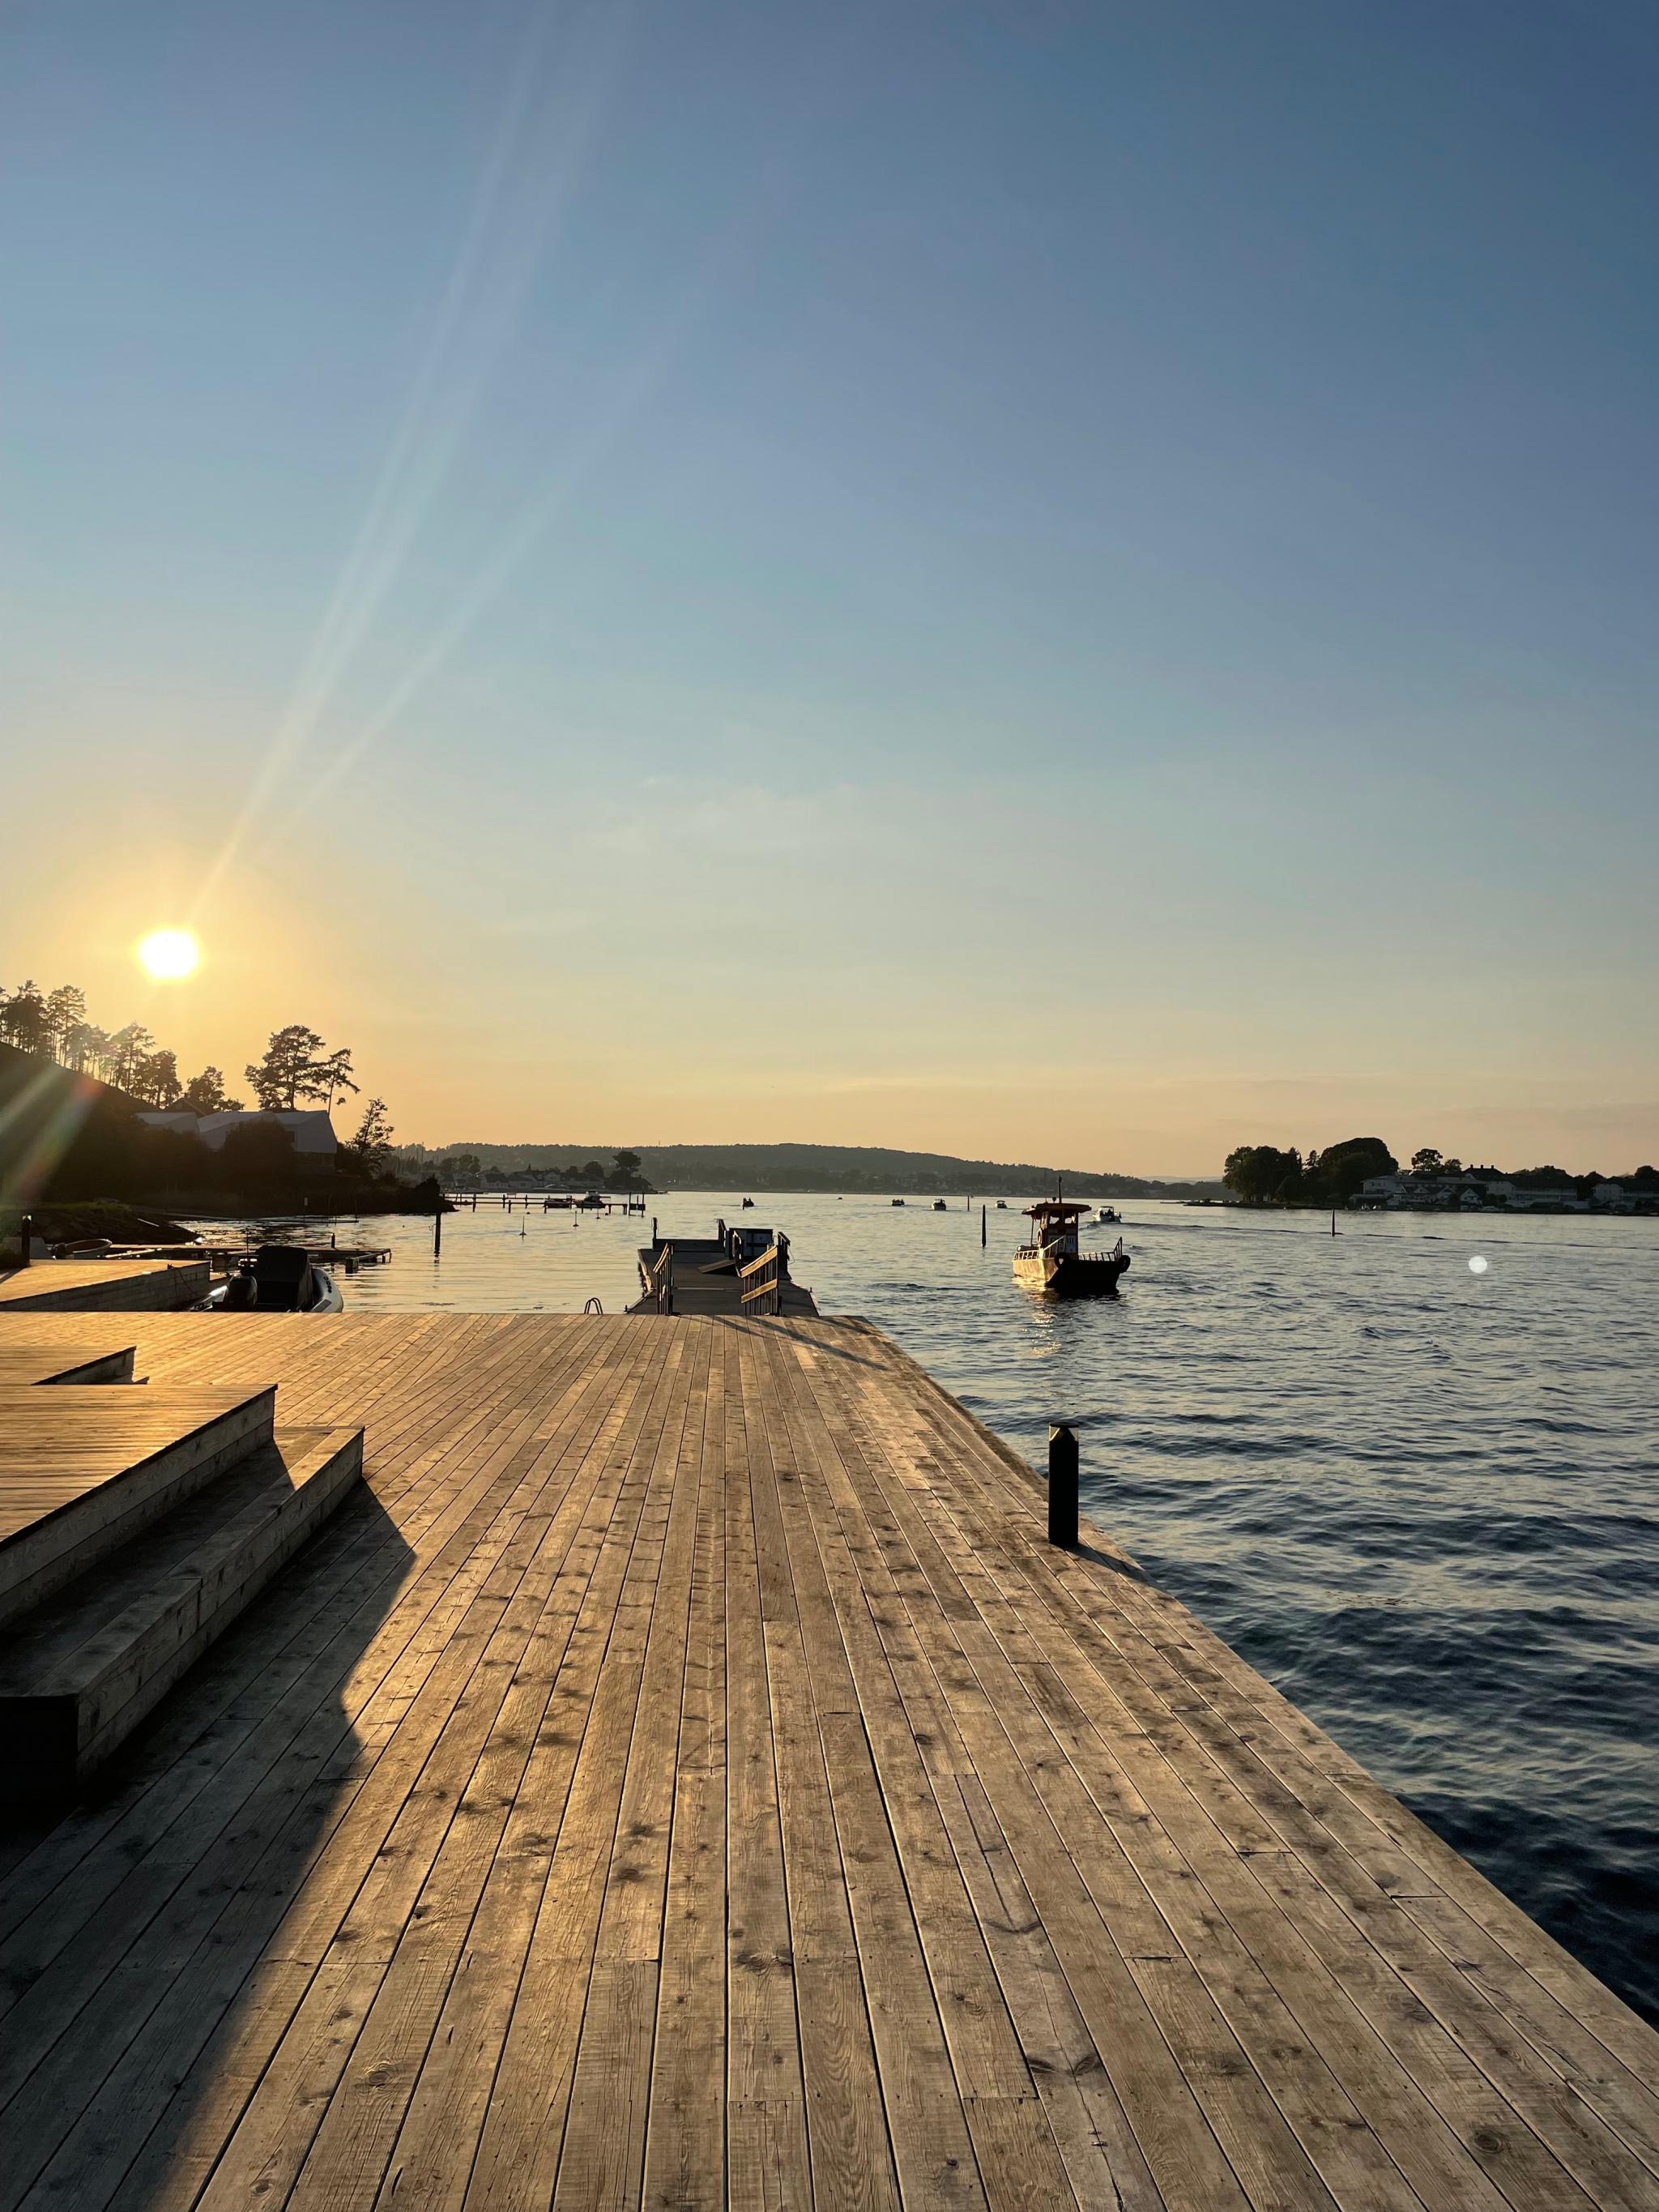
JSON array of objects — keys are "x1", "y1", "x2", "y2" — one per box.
[{"x1": 0, "y1": 1371, "x2": 362, "y2": 1799}]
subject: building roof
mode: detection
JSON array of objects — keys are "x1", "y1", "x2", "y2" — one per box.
[{"x1": 136, "y1": 1108, "x2": 338, "y2": 1154}]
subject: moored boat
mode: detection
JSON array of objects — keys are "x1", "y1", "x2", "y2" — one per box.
[
  {"x1": 201, "y1": 1244, "x2": 344, "y2": 1314},
  {"x1": 1013, "y1": 1201, "x2": 1129, "y2": 1296}
]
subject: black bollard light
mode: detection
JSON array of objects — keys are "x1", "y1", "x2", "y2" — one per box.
[{"x1": 1047, "y1": 1424, "x2": 1079, "y2": 1548}]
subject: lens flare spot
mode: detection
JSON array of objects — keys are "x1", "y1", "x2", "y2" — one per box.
[
  {"x1": 137, "y1": 929, "x2": 199, "y2": 980},
  {"x1": 1468, "y1": 1254, "x2": 1490, "y2": 1275}
]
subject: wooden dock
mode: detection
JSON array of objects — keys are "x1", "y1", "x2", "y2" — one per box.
[
  {"x1": 0, "y1": 1258, "x2": 210, "y2": 1313},
  {"x1": 103, "y1": 1241, "x2": 394, "y2": 1268},
  {"x1": 629, "y1": 1232, "x2": 819, "y2": 1318},
  {"x1": 1, "y1": 1309, "x2": 1656, "y2": 2210}
]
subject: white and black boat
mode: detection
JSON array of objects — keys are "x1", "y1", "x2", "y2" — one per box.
[
  {"x1": 1013, "y1": 1202, "x2": 1129, "y2": 1297},
  {"x1": 201, "y1": 1244, "x2": 344, "y2": 1314}
]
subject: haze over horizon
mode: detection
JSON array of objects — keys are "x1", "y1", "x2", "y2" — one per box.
[{"x1": 4, "y1": 1, "x2": 1655, "y2": 1176}]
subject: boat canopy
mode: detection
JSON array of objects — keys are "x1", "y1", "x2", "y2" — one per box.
[{"x1": 1024, "y1": 1200, "x2": 1089, "y2": 1219}]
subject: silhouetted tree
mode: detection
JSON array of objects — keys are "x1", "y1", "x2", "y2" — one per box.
[
  {"x1": 43, "y1": 984, "x2": 87, "y2": 1058},
  {"x1": 179, "y1": 1066, "x2": 243, "y2": 1113},
  {"x1": 105, "y1": 1024, "x2": 156, "y2": 1094},
  {"x1": 350, "y1": 1097, "x2": 394, "y2": 1171},
  {"x1": 1307, "y1": 1137, "x2": 1397, "y2": 1202},
  {"x1": 135, "y1": 1048, "x2": 182, "y2": 1106},
  {"x1": 0, "y1": 982, "x2": 49, "y2": 1053},
  {"x1": 1222, "y1": 1145, "x2": 1303, "y2": 1203},
  {"x1": 245, "y1": 1026, "x2": 358, "y2": 1111}
]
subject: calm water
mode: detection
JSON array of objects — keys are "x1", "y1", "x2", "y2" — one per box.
[{"x1": 218, "y1": 1192, "x2": 1659, "y2": 2022}]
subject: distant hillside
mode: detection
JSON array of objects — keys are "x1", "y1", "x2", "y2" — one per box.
[{"x1": 394, "y1": 1138, "x2": 1222, "y2": 1201}]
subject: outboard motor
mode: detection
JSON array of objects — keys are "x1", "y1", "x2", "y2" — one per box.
[{"x1": 252, "y1": 1244, "x2": 315, "y2": 1312}]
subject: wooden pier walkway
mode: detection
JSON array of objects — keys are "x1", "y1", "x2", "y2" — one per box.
[{"x1": 1, "y1": 1309, "x2": 1656, "y2": 2210}]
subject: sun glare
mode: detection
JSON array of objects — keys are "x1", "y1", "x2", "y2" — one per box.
[{"x1": 137, "y1": 929, "x2": 199, "y2": 980}]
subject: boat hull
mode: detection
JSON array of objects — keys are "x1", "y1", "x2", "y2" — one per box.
[{"x1": 1013, "y1": 1250, "x2": 1130, "y2": 1297}]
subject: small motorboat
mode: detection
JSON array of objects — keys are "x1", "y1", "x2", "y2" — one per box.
[
  {"x1": 891, "y1": 1198, "x2": 906, "y2": 1207},
  {"x1": 1013, "y1": 1202, "x2": 1129, "y2": 1297},
  {"x1": 740, "y1": 1197, "x2": 755, "y2": 1209},
  {"x1": 932, "y1": 1199, "x2": 949, "y2": 1211},
  {"x1": 996, "y1": 1200, "x2": 1008, "y2": 1210},
  {"x1": 1097, "y1": 1205, "x2": 1120, "y2": 1224},
  {"x1": 202, "y1": 1244, "x2": 344, "y2": 1314}
]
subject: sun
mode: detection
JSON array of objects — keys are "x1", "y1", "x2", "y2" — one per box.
[{"x1": 137, "y1": 929, "x2": 200, "y2": 980}]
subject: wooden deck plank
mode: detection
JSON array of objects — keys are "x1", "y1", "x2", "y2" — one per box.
[
  {"x1": 721, "y1": 1326, "x2": 814, "y2": 2212},
  {"x1": 0, "y1": 1309, "x2": 1653, "y2": 2212},
  {"x1": 641, "y1": 1328, "x2": 729, "y2": 2212}
]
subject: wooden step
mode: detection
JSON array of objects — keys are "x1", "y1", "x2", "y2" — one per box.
[
  {"x1": 0, "y1": 1425, "x2": 364, "y2": 1798},
  {"x1": 0, "y1": 1386, "x2": 276, "y2": 1627},
  {"x1": 0, "y1": 1344, "x2": 138, "y2": 1385}
]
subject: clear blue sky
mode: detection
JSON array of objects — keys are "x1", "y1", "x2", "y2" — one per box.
[{"x1": 3, "y1": 0, "x2": 1655, "y2": 1171}]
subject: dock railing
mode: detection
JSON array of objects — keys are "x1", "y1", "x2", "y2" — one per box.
[
  {"x1": 641, "y1": 1242, "x2": 676, "y2": 1315},
  {"x1": 737, "y1": 1241, "x2": 783, "y2": 1317}
]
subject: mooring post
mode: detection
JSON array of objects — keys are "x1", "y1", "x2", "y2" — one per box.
[
  {"x1": 16, "y1": 1215, "x2": 32, "y2": 1269},
  {"x1": 1047, "y1": 1424, "x2": 1079, "y2": 1548},
  {"x1": 981, "y1": 1203, "x2": 987, "y2": 1248},
  {"x1": 652, "y1": 1216, "x2": 658, "y2": 1246},
  {"x1": 433, "y1": 1206, "x2": 443, "y2": 1259}
]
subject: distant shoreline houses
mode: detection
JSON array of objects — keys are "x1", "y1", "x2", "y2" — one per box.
[{"x1": 1356, "y1": 1172, "x2": 1656, "y2": 1215}]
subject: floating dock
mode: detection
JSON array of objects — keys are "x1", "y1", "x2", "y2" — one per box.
[
  {"x1": 102, "y1": 1240, "x2": 394, "y2": 1268},
  {"x1": 628, "y1": 1223, "x2": 818, "y2": 1317},
  {"x1": 0, "y1": 1309, "x2": 1656, "y2": 2210}
]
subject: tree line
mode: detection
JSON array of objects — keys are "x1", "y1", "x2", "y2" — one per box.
[
  {"x1": 1222, "y1": 1138, "x2": 1397, "y2": 1206},
  {"x1": 1224, "y1": 1138, "x2": 1657, "y2": 1206},
  {"x1": 0, "y1": 980, "x2": 394, "y2": 1167}
]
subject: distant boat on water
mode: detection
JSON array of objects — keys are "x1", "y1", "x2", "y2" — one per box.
[
  {"x1": 932, "y1": 1199, "x2": 949, "y2": 1211},
  {"x1": 892, "y1": 1198, "x2": 906, "y2": 1207},
  {"x1": 1013, "y1": 1202, "x2": 1130, "y2": 1297},
  {"x1": 1097, "y1": 1205, "x2": 1120, "y2": 1223}
]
